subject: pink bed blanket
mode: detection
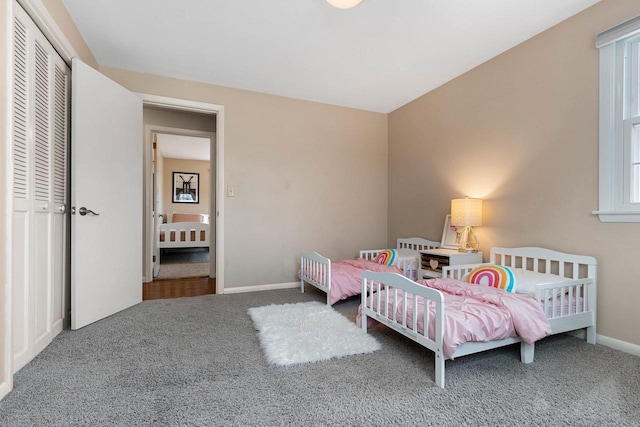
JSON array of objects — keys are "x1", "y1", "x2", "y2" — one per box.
[
  {"x1": 329, "y1": 259, "x2": 402, "y2": 305},
  {"x1": 357, "y1": 278, "x2": 551, "y2": 359}
]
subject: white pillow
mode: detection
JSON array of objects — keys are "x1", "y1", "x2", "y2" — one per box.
[
  {"x1": 395, "y1": 248, "x2": 419, "y2": 261},
  {"x1": 510, "y1": 268, "x2": 569, "y2": 295}
]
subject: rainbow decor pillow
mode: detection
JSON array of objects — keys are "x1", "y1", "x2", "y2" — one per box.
[
  {"x1": 465, "y1": 265, "x2": 516, "y2": 293},
  {"x1": 374, "y1": 249, "x2": 397, "y2": 266}
]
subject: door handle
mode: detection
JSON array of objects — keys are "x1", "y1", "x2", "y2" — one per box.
[{"x1": 78, "y1": 207, "x2": 100, "y2": 216}]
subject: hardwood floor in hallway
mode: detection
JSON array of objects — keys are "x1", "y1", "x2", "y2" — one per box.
[{"x1": 143, "y1": 277, "x2": 216, "y2": 300}]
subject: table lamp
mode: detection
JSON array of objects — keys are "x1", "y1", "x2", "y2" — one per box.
[{"x1": 450, "y1": 197, "x2": 482, "y2": 253}]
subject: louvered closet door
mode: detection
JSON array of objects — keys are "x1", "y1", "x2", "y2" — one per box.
[
  {"x1": 11, "y1": 3, "x2": 69, "y2": 373},
  {"x1": 51, "y1": 62, "x2": 69, "y2": 337}
]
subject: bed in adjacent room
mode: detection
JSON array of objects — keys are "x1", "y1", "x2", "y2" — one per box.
[
  {"x1": 300, "y1": 237, "x2": 440, "y2": 305},
  {"x1": 159, "y1": 213, "x2": 210, "y2": 249},
  {"x1": 358, "y1": 246, "x2": 597, "y2": 388}
]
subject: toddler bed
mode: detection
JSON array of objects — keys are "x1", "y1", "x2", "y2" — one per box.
[
  {"x1": 300, "y1": 237, "x2": 440, "y2": 305},
  {"x1": 159, "y1": 213, "x2": 210, "y2": 249},
  {"x1": 358, "y1": 246, "x2": 597, "y2": 388}
]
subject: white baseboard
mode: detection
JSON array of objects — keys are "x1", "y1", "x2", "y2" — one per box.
[
  {"x1": 597, "y1": 334, "x2": 640, "y2": 357},
  {"x1": 0, "y1": 379, "x2": 12, "y2": 401},
  {"x1": 568, "y1": 330, "x2": 640, "y2": 357},
  {"x1": 223, "y1": 281, "x2": 299, "y2": 294}
]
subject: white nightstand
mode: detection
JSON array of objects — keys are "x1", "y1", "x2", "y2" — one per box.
[{"x1": 418, "y1": 249, "x2": 483, "y2": 279}]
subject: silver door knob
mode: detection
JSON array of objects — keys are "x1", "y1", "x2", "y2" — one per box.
[{"x1": 79, "y1": 207, "x2": 100, "y2": 216}]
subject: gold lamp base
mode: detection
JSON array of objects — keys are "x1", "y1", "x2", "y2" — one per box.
[{"x1": 456, "y1": 225, "x2": 479, "y2": 253}]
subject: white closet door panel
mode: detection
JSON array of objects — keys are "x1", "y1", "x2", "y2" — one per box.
[
  {"x1": 12, "y1": 13, "x2": 29, "y2": 202},
  {"x1": 32, "y1": 213, "x2": 52, "y2": 354},
  {"x1": 51, "y1": 45, "x2": 68, "y2": 335},
  {"x1": 10, "y1": 2, "x2": 69, "y2": 372},
  {"x1": 31, "y1": 27, "x2": 54, "y2": 356},
  {"x1": 11, "y1": 5, "x2": 32, "y2": 373},
  {"x1": 52, "y1": 214, "x2": 65, "y2": 333},
  {"x1": 33, "y1": 41, "x2": 51, "y2": 204},
  {"x1": 52, "y1": 64, "x2": 68, "y2": 208},
  {"x1": 11, "y1": 212, "x2": 30, "y2": 372}
]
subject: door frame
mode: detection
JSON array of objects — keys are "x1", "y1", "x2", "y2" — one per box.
[
  {"x1": 141, "y1": 94, "x2": 225, "y2": 293},
  {"x1": 144, "y1": 125, "x2": 216, "y2": 282}
]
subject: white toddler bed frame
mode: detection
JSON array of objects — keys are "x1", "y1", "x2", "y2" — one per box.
[
  {"x1": 300, "y1": 237, "x2": 440, "y2": 305},
  {"x1": 159, "y1": 221, "x2": 210, "y2": 249},
  {"x1": 360, "y1": 246, "x2": 597, "y2": 388}
]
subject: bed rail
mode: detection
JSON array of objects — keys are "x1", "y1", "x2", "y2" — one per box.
[
  {"x1": 300, "y1": 252, "x2": 332, "y2": 305},
  {"x1": 159, "y1": 221, "x2": 210, "y2": 248},
  {"x1": 358, "y1": 249, "x2": 417, "y2": 279},
  {"x1": 361, "y1": 271, "x2": 445, "y2": 388},
  {"x1": 359, "y1": 238, "x2": 440, "y2": 280},
  {"x1": 396, "y1": 237, "x2": 440, "y2": 251},
  {"x1": 441, "y1": 262, "x2": 489, "y2": 280}
]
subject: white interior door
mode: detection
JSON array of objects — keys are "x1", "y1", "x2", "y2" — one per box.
[{"x1": 70, "y1": 58, "x2": 143, "y2": 330}]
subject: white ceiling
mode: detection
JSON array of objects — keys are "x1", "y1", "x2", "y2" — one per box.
[
  {"x1": 156, "y1": 134, "x2": 210, "y2": 161},
  {"x1": 61, "y1": 0, "x2": 600, "y2": 113}
]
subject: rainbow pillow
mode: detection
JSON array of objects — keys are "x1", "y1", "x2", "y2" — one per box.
[
  {"x1": 465, "y1": 265, "x2": 517, "y2": 293},
  {"x1": 374, "y1": 249, "x2": 397, "y2": 266}
]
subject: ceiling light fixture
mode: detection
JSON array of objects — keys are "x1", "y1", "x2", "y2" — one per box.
[{"x1": 326, "y1": 0, "x2": 364, "y2": 9}]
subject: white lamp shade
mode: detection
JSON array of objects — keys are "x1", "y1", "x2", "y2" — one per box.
[
  {"x1": 451, "y1": 198, "x2": 483, "y2": 227},
  {"x1": 326, "y1": 0, "x2": 364, "y2": 9}
]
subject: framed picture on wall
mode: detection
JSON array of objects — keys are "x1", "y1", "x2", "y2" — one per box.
[{"x1": 172, "y1": 172, "x2": 199, "y2": 204}]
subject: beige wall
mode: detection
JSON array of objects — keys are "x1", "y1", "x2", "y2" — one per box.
[
  {"x1": 101, "y1": 67, "x2": 389, "y2": 287},
  {"x1": 162, "y1": 159, "x2": 210, "y2": 217},
  {"x1": 388, "y1": 0, "x2": 640, "y2": 346}
]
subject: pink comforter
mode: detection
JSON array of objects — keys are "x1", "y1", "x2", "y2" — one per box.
[
  {"x1": 357, "y1": 278, "x2": 551, "y2": 359},
  {"x1": 329, "y1": 259, "x2": 402, "y2": 305}
]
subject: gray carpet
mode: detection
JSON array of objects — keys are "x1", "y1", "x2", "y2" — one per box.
[{"x1": 1, "y1": 288, "x2": 638, "y2": 426}]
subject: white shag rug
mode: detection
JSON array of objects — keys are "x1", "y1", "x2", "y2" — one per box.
[{"x1": 248, "y1": 301, "x2": 381, "y2": 366}]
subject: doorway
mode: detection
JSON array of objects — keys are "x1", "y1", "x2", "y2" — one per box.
[
  {"x1": 153, "y1": 131, "x2": 213, "y2": 282},
  {"x1": 141, "y1": 95, "x2": 226, "y2": 295}
]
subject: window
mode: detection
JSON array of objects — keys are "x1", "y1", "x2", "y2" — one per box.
[{"x1": 595, "y1": 16, "x2": 640, "y2": 222}]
